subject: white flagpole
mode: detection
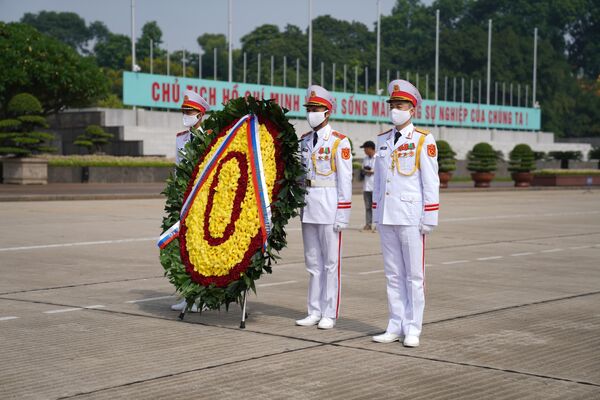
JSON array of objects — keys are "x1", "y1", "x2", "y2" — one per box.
[
  {"x1": 435, "y1": 9, "x2": 439, "y2": 103},
  {"x1": 376, "y1": 0, "x2": 381, "y2": 94},
  {"x1": 228, "y1": 0, "x2": 233, "y2": 82},
  {"x1": 308, "y1": 0, "x2": 312, "y2": 85},
  {"x1": 532, "y1": 27, "x2": 538, "y2": 106},
  {"x1": 131, "y1": 0, "x2": 136, "y2": 71},
  {"x1": 487, "y1": 19, "x2": 492, "y2": 105}
]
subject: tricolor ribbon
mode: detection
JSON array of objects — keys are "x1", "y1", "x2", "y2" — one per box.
[
  {"x1": 157, "y1": 114, "x2": 272, "y2": 251},
  {"x1": 157, "y1": 221, "x2": 180, "y2": 249},
  {"x1": 247, "y1": 115, "x2": 272, "y2": 249}
]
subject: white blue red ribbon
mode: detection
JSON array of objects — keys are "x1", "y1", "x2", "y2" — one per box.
[
  {"x1": 247, "y1": 115, "x2": 272, "y2": 248},
  {"x1": 157, "y1": 221, "x2": 180, "y2": 249}
]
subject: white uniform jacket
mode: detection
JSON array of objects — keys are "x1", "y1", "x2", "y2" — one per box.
[
  {"x1": 175, "y1": 127, "x2": 209, "y2": 166},
  {"x1": 373, "y1": 123, "x2": 440, "y2": 226},
  {"x1": 300, "y1": 124, "x2": 353, "y2": 225},
  {"x1": 175, "y1": 129, "x2": 191, "y2": 166}
]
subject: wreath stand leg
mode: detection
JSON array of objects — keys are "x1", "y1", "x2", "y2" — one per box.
[
  {"x1": 179, "y1": 299, "x2": 204, "y2": 321},
  {"x1": 240, "y1": 290, "x2": 249, "y2": 329}
]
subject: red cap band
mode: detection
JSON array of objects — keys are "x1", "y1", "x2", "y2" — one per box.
[
  {"x1": 389, "y1": 91, "x2": 417, "y2": 107},
  {"x1": 182, "y1": 100, "x2": 206, "y2": 113},
  {"x1": 305, "y1": 96, "x2": 333, "y2": 111}
]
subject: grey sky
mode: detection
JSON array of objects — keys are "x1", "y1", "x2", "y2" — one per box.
[{"x1": 1, "y1": 0, "x2": 403, "y2": 50}]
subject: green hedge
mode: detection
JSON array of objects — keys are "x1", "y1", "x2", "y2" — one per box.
[
  {"x1": 44, "y1": 155, "x2": 174, "y2": 168},
  {"x1": 535, "y1": 169, "x2": 600, "y2": 176}
]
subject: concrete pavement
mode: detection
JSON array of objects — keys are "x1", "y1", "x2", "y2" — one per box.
[{"x1": 0, "y1": 190, "x2": 599, "y2": 399}]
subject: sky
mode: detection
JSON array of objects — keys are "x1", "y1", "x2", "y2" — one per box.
[{"x1": 1, "y1": 0, "x2": 404, "y2": 50}]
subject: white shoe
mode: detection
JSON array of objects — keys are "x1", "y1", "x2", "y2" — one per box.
[
  {"x1": 171, "y1": 300, "x2": 203, "y2": 312},
  {"x1": 403, "y1": 335, "x2": 420, "y2": 347},
  {"x1": 170, "y1": 299, "x2": 187, "y2": 311},
  {"x1": 317, "y1": 317, "x2": 336, "y2": 329},
  {"x1": 296, "y1": 315, "x2": 321, "y2": 326},
  {"x1": 372, "y1": 332, "x2": 403, "y2": 343}
]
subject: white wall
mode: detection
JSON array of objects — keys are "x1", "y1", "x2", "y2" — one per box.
[{"x1": 93, "y1": 108, "x2": 592, "y2": 160}]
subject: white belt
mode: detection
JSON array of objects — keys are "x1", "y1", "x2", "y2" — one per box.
[{"x1": 305, "y1": 179, "x2": 336, "y2": 188}]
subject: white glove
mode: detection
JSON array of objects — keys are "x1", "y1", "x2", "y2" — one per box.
[
  {"x1": 419, "y1": 224, "x2": 435, "y2": 235},
  {"x1": 333, "y1": 222, "x2": 348, "y2": 232}
]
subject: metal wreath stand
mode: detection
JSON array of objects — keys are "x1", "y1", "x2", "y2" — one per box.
[{"x1": 178, "y1": 289, "x2": 250, "y2": 329}]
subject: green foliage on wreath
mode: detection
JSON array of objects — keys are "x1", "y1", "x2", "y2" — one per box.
[{"x1": 159, "y1": 96, "x2": 305, "y2": 311}]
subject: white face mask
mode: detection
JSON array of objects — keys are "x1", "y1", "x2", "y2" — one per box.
[
  {"x1": 390, "y1": 108, "x2": 412, "y2": 126},
  {"x1": 307, "y1": 110, "x2": 328, "y2": 129},
  {"x1": 182, "y1": 113, "x2": 200, "y2": 128}
]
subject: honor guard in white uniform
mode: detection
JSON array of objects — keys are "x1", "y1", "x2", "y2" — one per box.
[
  {"x1": 174, "y1": 89, "x2": 211, "y2": 165},
  {"x1": 295, "y1": 85, "x2": 353, "y2": 330},
  {"x1": 372, "y1": 80, "x2": 440, "y2": 347},
  {"x1": 171, "y1": 89, "x2": 211, "y2": 312}
]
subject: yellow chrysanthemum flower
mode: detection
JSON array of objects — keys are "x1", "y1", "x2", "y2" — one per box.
[{"x1": 184, "y1": 121, "x2": 277, "y2": 277}]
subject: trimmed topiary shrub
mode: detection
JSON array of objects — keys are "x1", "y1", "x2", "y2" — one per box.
[
  {"x1": 588, "y1": 146, "x2": 600, "y2": 169},
  {"x1": 74, "y1": 125, "x2": 114, "y2": 154},
  {"x1": 436, "y1": 140, "x2": 456, "y2": 173},
  {"x1": 0, "y1": 93, "x2": 55, "y2": 157},
  {"x1": 467, "y1": 142, "x2": 497, "y2": 173},
  {"x1": 508, "y1": 143, "x2": 536, "y2": 173}
]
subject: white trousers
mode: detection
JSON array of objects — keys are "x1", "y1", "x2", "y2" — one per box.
[
  {"x1": 301, "y1": 223, "x2": 342, "y2": 319},
  {"x1": 378, "y1": 224, "x2": 425, "y2": 337}
]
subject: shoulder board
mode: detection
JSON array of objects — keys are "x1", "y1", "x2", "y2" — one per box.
[
  {"x1": 378, "y1": 129, "x2": 392, "y2": 137},
  {"x1": 176, "y1": 130, "x2": 188, "y2": 137},
  {"x1": 332, "y1": 131, "x2": 346, "y2": 140},
  {"x1": 415, "y1": 127, "x2": 430, "y2": 135},
  {"x1": 300, "y1": 131, "x2": 312, "y2": 139}
]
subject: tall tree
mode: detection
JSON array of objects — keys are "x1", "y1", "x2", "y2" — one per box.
[
  {"x1": 0, "y1": 23, "x2": 109, "y2": 115},
  {"x1": 20, "y1": 11, "x2": 91, "y2": 53},
  {"x1": 137, "y1": 21, "x2": 163, "y2": 60},
  {"x1": 89, "y1": 21, "x2": 111, "y2": 43},
  {"x1": 94, "y1": 33, "x2": 132, "y2": 70},
  {"x1": 197, "y1": 33, "x2": 228, "y2": 80},
  {"x1": 567, "y1": 0, "x2": 600, "y2": 79}
]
